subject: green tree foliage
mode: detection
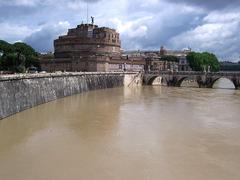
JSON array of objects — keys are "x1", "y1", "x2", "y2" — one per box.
[
  {"x1": 0, "y1": 40, "x2": 14, "y2": 53},
  {"x1": 0, "y1": 40, "x2": 39, "y2": 73},
  {"x1": 187, "y1": 52, "x2": 220, "y2": 72}
]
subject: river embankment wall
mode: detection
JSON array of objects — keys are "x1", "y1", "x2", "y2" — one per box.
[{"x1": 0, "y1": 72, "x2": 137, "y2": 120}]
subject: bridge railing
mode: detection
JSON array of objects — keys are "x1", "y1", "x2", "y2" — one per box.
[
  {"x1": 207, "y1": 72, "x2": 240, "y2": 76},
  {"x1": 145, "y1": 71, "x2": 240, "y2": 76}
]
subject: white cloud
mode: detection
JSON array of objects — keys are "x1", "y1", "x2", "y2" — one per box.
[
  {"x1": 58, "y1": 21, "x2": 70, "y2": 29},
  {"x1": 24, "y1": 21, "x2": 71, "y2": 52},
  {"x1": 0, "y1": 23, "x2": 35, "y2": 42},
  {"x1": 169, "y1": 10, "x2": 240, "y2": 60},
  {"x1": 203, "y1": 11, "x2": 240, "y2": 23},
  {"x1": 0, "y1": 0, "x2": 41, "y2": 6},
  {"x1": 110, "y1": 16, "x2": 151, "y2": 38}
]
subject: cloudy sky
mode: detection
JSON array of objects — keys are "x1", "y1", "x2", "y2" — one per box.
[{"x1": 0, "y1": 0, "x2": 240, "y2": 61}]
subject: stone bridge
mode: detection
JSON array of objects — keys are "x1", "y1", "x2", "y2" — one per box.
[{"x1": 143, "y1": 71, "x2": 240, "y2": 89}]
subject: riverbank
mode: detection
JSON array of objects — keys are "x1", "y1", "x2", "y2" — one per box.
[{"x1": 0, "y1": 72, "x2": 137, "y2": 120}]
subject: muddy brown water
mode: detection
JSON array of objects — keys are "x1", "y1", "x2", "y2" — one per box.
[{"x1": 0, "y1": 79, "x2": 240, "y2": 180}]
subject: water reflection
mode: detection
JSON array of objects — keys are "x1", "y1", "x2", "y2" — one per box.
[
  {"x1": 0, "y1": 86, "x2": 240, "y2": 180},
  {"x1": 181, "y1": 78, "x2": 199, "y2": 88}
]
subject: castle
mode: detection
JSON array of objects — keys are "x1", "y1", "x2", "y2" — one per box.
[
  {"x1": 40, "y1": 21, "x2": 193, "y2": 72},
  {"x1": 40, "y1": 22, "x2": 145, "y2": 72}
]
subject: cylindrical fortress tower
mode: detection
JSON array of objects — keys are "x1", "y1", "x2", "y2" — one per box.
[{"x1": 54, "y1": 24, "x2": 121, "y2": 59}]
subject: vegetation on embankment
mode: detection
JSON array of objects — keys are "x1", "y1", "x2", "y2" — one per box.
[{"x1": 0, "y1": 40, "x2": 40, "y2": 73}]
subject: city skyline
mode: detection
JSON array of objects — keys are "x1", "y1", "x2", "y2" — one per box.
[{"x1": 0, "y1": 0, "x2": 240, "y2": 62}]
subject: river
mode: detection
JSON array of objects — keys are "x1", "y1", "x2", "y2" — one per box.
[{"x1": 0, "y1": 79, "x2": 240, "y2": 180}]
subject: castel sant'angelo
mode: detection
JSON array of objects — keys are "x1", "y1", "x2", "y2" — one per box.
[{"x1": 40, "y1": 18, "x2": 145, "y2": 72}]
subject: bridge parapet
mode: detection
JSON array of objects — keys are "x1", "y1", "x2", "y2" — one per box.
[{"x1": 147, "y1": 71, "x2": 240, "y2": 76}]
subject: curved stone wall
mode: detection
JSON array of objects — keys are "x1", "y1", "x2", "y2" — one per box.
[{"x1": 0, "y1": 72, "x2": 126, "y2": 120}]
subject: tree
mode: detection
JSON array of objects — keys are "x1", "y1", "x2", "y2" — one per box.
[
  {"x1": 187, "y1": 52, "x2": 220, "y2": 72},
  {"x1": 13, "y1": 42, "x2": 40, "y2": 70},
  {"x1": 0, "y1": 40, "x2": 14, "y2": 54},
  {"x1": 0, "y1": 40, "x2": 39, "y2": 73},
  {"x1": 1, "y1": 53, "x2": 18, "y2": 71}
]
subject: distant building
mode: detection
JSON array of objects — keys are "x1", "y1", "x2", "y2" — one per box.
[
  {"x1": 160, "y1": 46, "x2": 191, "y2": 71},
  {"x1": 178, "y1": 56, "x2": 192, "y2": 71},
  {"x1": 127, "y1": 46, "x2": 191, "y2": 72},
  {"x1": 145, "y1": 57, "x2": 179, "y2": 72},
  {"x1": 40, "y1": 23, "x2": 145, "y2": 72},
  {"x1": 220, "y1": 61, "x2": 240, "y2": 71}
]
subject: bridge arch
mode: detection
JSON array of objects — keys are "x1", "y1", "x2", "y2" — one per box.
[
  {"x1": 147, "y1": 76, "x2": 167, "y2": 86},
  {"x1": 211, "y1": 77, "x2": 236, "y2": 89},
  {"x1": 176, "y1": 76, "x2": 199, "y2": 87}
]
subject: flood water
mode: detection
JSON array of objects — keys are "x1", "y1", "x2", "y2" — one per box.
[{"x1": 0, "y1": 80, "x2": 240, "y2": 180}]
